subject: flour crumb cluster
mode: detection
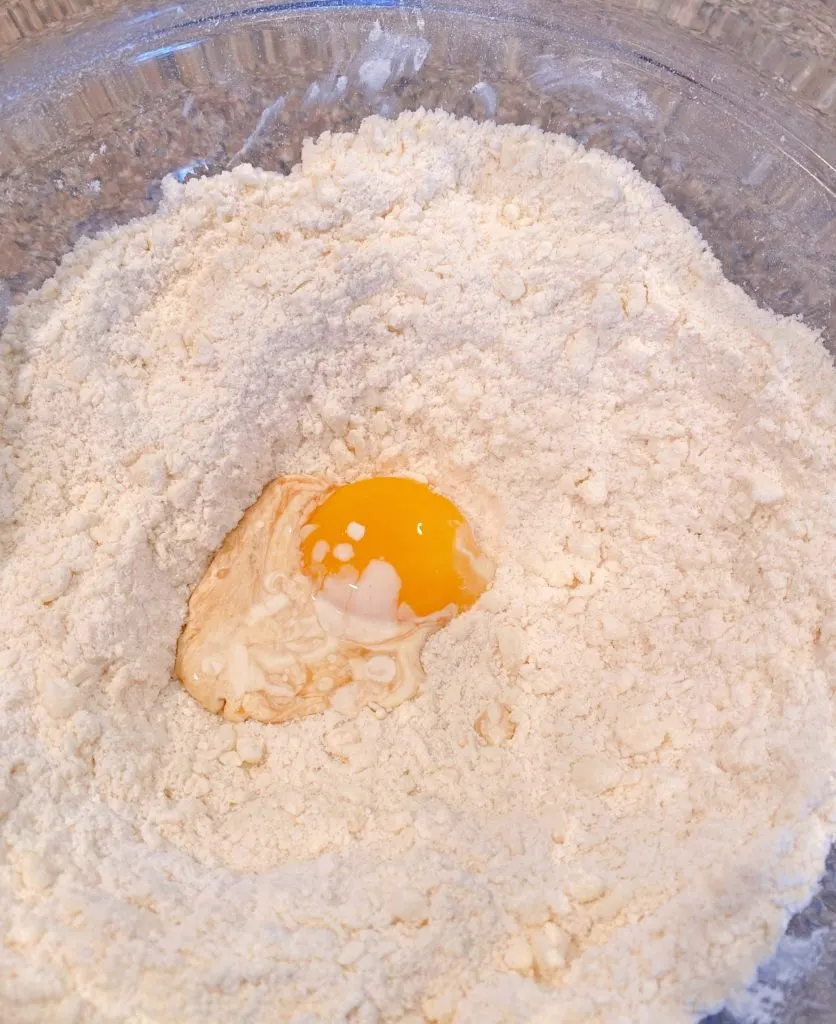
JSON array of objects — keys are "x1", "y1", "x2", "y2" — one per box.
[{"x1": 1, "y1": 110, "x2": 835, "y2": 1024}]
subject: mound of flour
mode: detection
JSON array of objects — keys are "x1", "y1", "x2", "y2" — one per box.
[{"x1": 1, "y1": 110, "x2": 835, "y2": 1024}]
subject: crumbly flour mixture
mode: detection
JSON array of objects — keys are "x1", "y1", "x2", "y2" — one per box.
[{"x1": 1, "y1": 110, "x2": 835, "y2": 1024}]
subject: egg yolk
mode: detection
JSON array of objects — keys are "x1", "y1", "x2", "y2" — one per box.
[{"x1": 300, "y1": 476, "x2": 491, "y2": 620}]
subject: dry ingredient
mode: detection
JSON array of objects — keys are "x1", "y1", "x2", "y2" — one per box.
[{"x1": 1, "y1": 110, "x2": 835, "y2": 1024}]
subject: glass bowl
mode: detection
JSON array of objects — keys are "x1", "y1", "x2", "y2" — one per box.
[{"x1": 1, "y1": 1, "x2": 834, "y2": 1020}]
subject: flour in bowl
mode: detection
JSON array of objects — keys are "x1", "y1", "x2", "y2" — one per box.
[{"x1": 1, "y1": 110, "x2": 835, "y2": 1024}]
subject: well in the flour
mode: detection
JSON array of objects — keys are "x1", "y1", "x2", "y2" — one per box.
[{"x1": 175, "y1": 473, "x2": 494, "y2": 724}]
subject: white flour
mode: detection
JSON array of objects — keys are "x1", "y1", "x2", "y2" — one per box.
[{"x1": 1, "y1": 110, "x2": 835, "y2": 1024}]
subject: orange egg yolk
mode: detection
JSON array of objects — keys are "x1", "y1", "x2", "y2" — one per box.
[{"x1": 300, "y1": 476, "x2": 491, "y2": 620}]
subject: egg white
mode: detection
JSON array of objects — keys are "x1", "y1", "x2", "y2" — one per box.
[{"x1": 175, "y1": 475, "x2": 444, "y2": 724}]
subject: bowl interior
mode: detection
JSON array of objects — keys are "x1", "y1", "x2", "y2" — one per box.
[
  {"x1": 1, "y1": 0, "x2": 834, "y2": 347},
  {"x1": 1, "y1": 3, "x2": 835, "y2": 1021}
]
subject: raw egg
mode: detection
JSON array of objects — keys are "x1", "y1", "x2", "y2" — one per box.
[
  {"x1": 175, "y1": 475, "x2": 493, "y2": 724},
  {"x1": 301, "y1": 475, "x2": 491, "y2": 621}
]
